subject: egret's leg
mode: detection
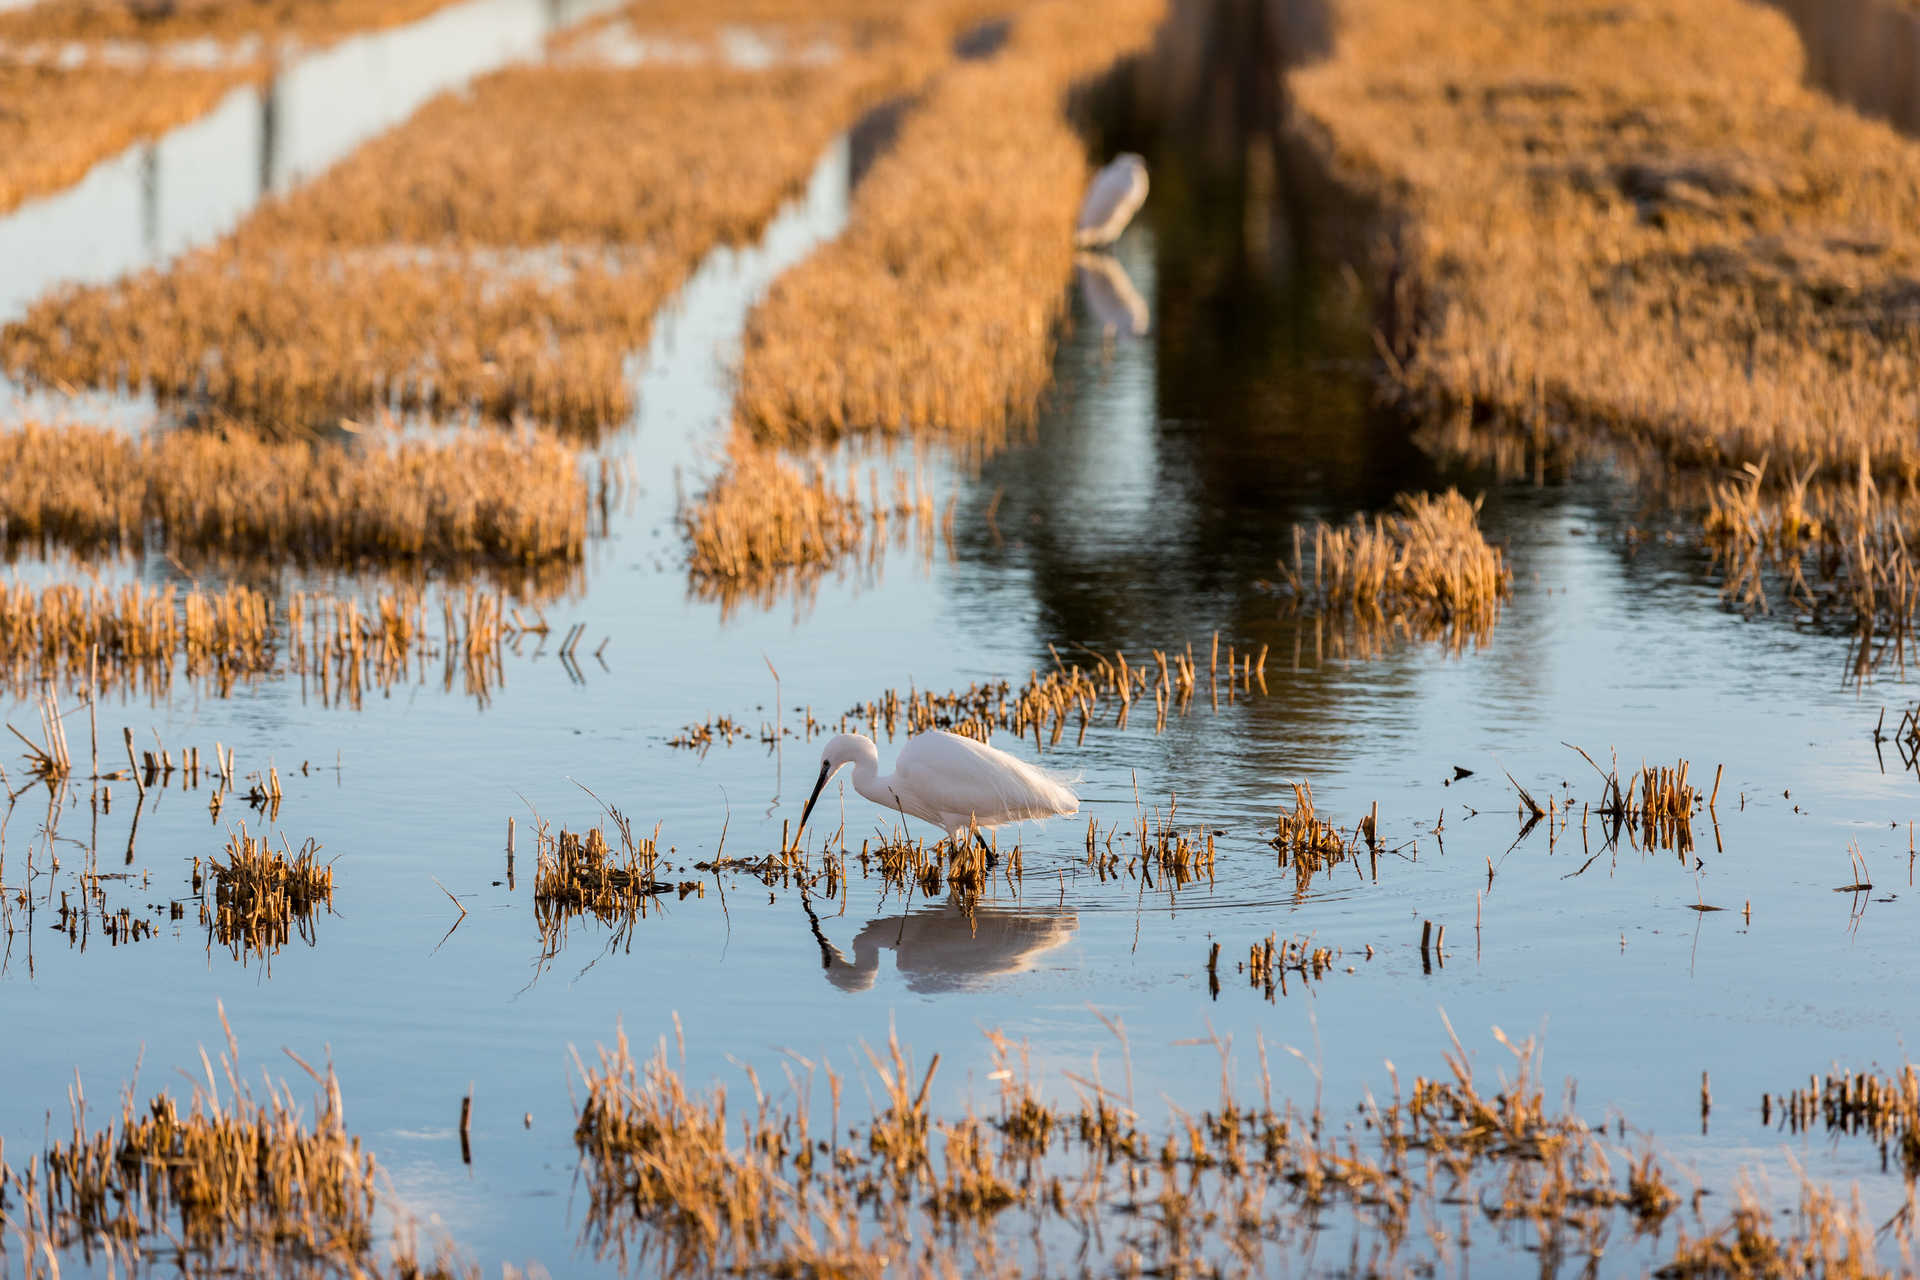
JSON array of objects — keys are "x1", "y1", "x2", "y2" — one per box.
[{"x1": 973, "y1": 828, "x2": 998, "y2": 871}]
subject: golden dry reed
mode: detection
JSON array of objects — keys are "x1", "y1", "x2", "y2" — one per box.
[
  {"x1": 1272, "y1": 490, "x2": 1509, "y2": 648},
  {"x1": 568, "y1": 1019, "x2": 1901, "y2": 1277},
  {"x1": 1289, "y1": 0, "x2": 1920, "y2": 638},
  {"x1": 1270, "y1": 779, "x2": 1382, "y2": 898},
  {"x1": 530, "y1": 808, "x2": 669, "y2": 968},
  {"x1": 5, "y1": 0, "x2": 1001, "y2": 435},
  {"x1": 0, "y1": 422, "x2": 586, "y2": 569},
  {"x1": 201, "y1": 824, "x2": 334, "y2": 961},
  {"x1": 734, "y1": 0, "x2": 1170, "y2": 456}
]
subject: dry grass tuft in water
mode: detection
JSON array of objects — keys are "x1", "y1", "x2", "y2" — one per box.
[
  {"x1": 0, "y1": 423, "x2": 587, "y2": 570},
  {"x1": 1270, "y1": 780, "x2": 1383, "y2": 897},
  {"x1": 681, "y1": 443, "x2": 937, "y2": 593},
  {"x1": 1270, "y1": 490, "x2": 1509, "y2": 648},
  {"x1": 201, "y1": 824, "x2": 334, "y2": 961},
  {"x1": 4, "y1": 1, "x2": 998, "y2": 435},
  {"x1": 531, "y1": 809, "x2": 669, "y2": 967},
  {"x1": 733, "y1": 0, "x2": 1168, "y2": 458}
]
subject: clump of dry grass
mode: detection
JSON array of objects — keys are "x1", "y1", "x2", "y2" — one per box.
[
  {"x1": 530, "y1": 808, "x2": 668, "y2": 967},
  {"x1": 5, "y1": 1, "x2": 997, "y2": 434},
  {"x1": 733, "y1": 0, "x2": 1169, "y2": 456},
  {"x1": 1270, "y1": 780, "x2": 1380, "y2": 897},
  {"x1": 1661, "y1": 1179, "x2": 1885, "y2": 1279},
  {"x1": 1271, "y1": 490, "x2": 1510, "y2": 645},
  {"x1": 202, "y1": 824, "x2": 334, "y2": 960},
  {"x1": 0, "y1": 1015, "x2": 478, "y2": 1277},
  {"x1": 0, "y1": 423, "x2": 588, "y2": 570},
  {"x1": 1237, "y1": 931, "x2": 1341, "y2": 999}
]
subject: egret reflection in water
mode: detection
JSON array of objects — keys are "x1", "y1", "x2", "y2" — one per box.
[
  {"x1": 1075, "y1": 249, "x2": 1149, "y2": 338},
  {"x1": 820, "y1": 901, "x2": 1077, "y2": 994}
]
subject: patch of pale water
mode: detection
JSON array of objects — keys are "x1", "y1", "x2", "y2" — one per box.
[{"x1": 2, "y1": 132, "x2": 1920, "y2": 1275}]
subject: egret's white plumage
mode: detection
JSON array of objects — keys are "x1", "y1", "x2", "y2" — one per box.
[
  {"x1": 797, "y1": 730, "x2": 1078, "y2": 846},
  {"x1": 1075, "y1": 153, "x2": 1149, "y2": 248}
]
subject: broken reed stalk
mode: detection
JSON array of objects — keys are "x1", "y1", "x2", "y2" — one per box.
[
  {"x1": 733, "y1": 0, "x2": 1171, "y2": 459},
  {"x1": 3, "y1": 0, "x2": 1001, "y2": 436},
  {"x1": 0, "y1": 421, "x2": 587, "y2": 571},
  {"x1": 1273, "y1": 490, "x2": 1510, "y2": 650},
  {"x1": 1288, "y1": 0, "x2": 1920, "y2": 641}
]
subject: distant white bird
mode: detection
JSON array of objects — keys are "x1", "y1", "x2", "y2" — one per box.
[
  {"x1": 1075, "y1": 153, "x2": 1149, "y2": 248},
  {"x1": 796, "y1": 730, "x2": 1079, "y2": 852}
]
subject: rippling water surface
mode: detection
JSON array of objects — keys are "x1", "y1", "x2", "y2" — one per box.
[{"x1": 2, "y1": 58, "x2": 1917, "y2": 1276}]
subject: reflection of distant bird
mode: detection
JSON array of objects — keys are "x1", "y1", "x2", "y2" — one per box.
[
  {"x1": 1075, "y1": 153, "x2": 1148, "y2": 248},
  {"x1": 823, "y1": 900, "x2": 1077, "y2": 993},
  {"x1": 1075, "y1": 250, "x2": 1149, "y2": 338},
  {"x1": 797, "y1": 731, "x2": 1079, "y2": 851}
]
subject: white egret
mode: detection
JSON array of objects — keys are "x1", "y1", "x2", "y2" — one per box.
[
  {"x1": 1075, "y1": 152, "x2": 1149, "y2": 248},
  {"x1": 795, "y1": 730, "x2": 1078, "y2": 852}
]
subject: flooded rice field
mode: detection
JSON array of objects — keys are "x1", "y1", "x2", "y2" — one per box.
[{"x1": 4, "y1": 0, "x2": 1920, "y2": 1275}]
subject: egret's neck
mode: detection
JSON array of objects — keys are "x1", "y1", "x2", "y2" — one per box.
[{"x1": 848, "y1": 754, "x2": 889, "y2": 808}]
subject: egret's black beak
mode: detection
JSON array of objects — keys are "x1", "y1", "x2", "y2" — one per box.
[{"x1": 797, "y1": 759, "x2": 832, "y2": 837}]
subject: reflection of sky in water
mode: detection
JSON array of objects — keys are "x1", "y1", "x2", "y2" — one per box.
[{"x1": 2, "y1": 118, "x2": 1920, "y2": 1275}]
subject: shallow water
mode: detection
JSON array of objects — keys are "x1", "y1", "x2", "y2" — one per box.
[{"x1": 3, "y1": 84, "x2": 1920, "y2": 1280}]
